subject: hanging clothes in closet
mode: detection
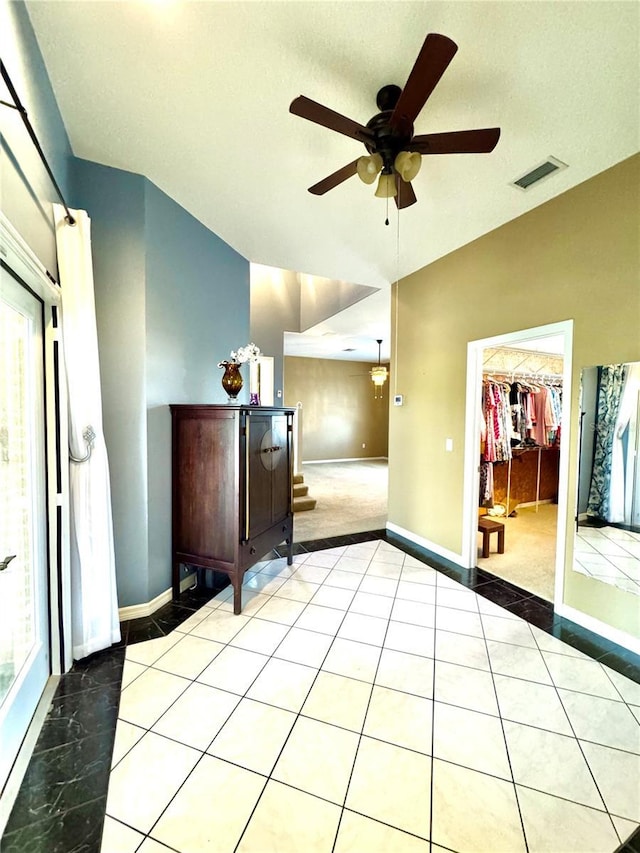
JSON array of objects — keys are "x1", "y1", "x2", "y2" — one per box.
[
  {"x1": 482, "y1": 379, "x2": 512, "y2": 462},
  {"x1": 480, "y1": 375, "x2": 563, "y2": 507},
  {"x1": 480, "y1": 378, "x2": 512, "y2": 508},
  {"x1": 527, "y1": 381, "x2": 561, "y2": 447}
]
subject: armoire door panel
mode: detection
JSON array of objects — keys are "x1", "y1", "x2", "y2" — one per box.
[
  {"x1": 248, "y1": 414, "x2": 273, "y2": 538},
  {"x1": 270, "y1": 415, "x2": 290, "y2": 522},
  {"x1": 175, "y1": 415, "x2": 237, "y2": 561}
]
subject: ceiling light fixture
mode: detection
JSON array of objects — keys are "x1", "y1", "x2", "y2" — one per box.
[
  {"x1": 395, "y1": 151, "x2": 422, "y2": 182},
  {"x1": 374, "y1": 172, "x2": 397, "y2": 199},
  {"x1": 357, "y1": 153, "x2": 383, "y2": 185},
  {"x1": 370, "y1": 339, "x2": 388, "y2": 398},
  {"x1": 357, "y1": 152, "x2": 422, "y2": 200}
]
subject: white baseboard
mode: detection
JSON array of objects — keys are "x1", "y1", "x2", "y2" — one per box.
[
  {"x1": 554, "y1": 602, "x2": 640, "y2": 655},
  {"x1": 118, "y1": 574, "x2": 195, "y2": 622},
  {"x1": 516, "y1": 499, "x2": 554, "y2": 509},
  {"x1": 386, "y1": 522, "x2": 468, "y2": 569},
  {"x1": 304, "y1": 457, "x2": 388, "y2": 464}
]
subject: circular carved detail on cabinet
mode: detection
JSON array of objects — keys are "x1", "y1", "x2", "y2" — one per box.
[{"x1": 260, "y1": 428, "x2": 283, "y2": 471}]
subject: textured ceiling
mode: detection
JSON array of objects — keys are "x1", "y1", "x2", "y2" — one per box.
[{"x1": 24, "y1": 1, "x2": 640, "y2": 361}]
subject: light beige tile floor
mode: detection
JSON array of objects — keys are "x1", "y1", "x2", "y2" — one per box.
[
  {"x1": 575, "y1": 525, "x2": 640, "y2": 596},
  {"x1": 102, "y1": 541, "x2": 640, "y2": 853}
]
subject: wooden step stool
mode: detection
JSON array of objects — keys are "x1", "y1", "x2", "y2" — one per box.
[{"x1": 478, "y1": 516, "x2": 505, "y2": 558}]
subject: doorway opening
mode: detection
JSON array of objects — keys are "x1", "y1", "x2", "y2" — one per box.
[{"x1": 463, "y1": 321, "x2": 573, "y2": 603}]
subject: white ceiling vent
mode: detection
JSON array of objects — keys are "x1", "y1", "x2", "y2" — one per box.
[{"x1": 512, "y1": 156, "x2": 567, "y2": 191}]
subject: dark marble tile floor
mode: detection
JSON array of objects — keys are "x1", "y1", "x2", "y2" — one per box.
[{"x1": 2, "y1": 530, "x2": 639, "y2": 852}]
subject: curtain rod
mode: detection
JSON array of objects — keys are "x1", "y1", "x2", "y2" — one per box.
[{"x1": 1, "y1": 60, "x2": 75, "y2": 225}]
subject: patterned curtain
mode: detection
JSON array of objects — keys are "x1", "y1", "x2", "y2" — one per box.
[{"x1": 586, "y1": 364, "x2": 627, "y2": 520}]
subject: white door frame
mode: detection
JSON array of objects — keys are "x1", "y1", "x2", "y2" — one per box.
[{"x1": 462, "y1": 320, "x2": 574, "y2": 605}]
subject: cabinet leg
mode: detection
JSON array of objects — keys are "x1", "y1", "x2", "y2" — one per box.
[
  {"x1": 172, "y1": 559, "x2": 181, "y2": 601},
  {"x1": 286, "y1": 536, "x2": 293, "y2": 566},
  {"x1": 233, "y1": 578, "x2": 242, "y2": 615}
]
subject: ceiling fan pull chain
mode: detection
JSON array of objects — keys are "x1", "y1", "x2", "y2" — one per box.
[{"x1": 385, "y1": 194, "x2": 390, "y2": 227}]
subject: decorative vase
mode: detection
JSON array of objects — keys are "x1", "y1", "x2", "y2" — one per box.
[{"x1": 220, "y1": 362, "x2": 243, "y2": 402}]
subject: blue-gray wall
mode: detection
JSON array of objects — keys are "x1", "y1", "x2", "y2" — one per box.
[
  {"x1": 1, "y1": 0, "x2": 72, "y2": 273},
  {"x1": 145, "y1": 179, "x2": 249, "y2": 602}
]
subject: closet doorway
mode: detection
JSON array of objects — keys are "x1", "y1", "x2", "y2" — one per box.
[{"x1": 463, "y1": 322, "x2": 573, "y2": 603}]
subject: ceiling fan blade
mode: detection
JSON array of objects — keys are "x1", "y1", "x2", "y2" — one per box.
[
  {"x1": 407, "y1": 128, "x2": 501, "y2": 155},
  {"x1": 308, "y1": 159, "x2": 360, "y2": 195},
  {"x1": 390, "y1": 33, "x2": 458, "y2": 132},
  {"x1": 290, "y1": 96, "x2": 374, "y2": 144},
  {"x1": 395, "y1": 176, "x2": 417, "y2": 209}
]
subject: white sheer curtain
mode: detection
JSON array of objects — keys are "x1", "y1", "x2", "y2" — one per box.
[{"x1": 54, "y1": 205, "x2": 120, "y2": 658}]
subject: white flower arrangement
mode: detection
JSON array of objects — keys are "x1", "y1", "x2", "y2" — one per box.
[{"x1": 218, "y1": 342, "x2": 261, "y2": 367}]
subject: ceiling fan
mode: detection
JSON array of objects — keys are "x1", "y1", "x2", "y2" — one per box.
[{"x1": 289, "y1": 33, "x2": 500, "y2": 209}]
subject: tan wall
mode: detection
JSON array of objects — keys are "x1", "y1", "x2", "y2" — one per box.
[
  {"x1": 390, "y1": 154, "x2": 640, "y2": 639},
  {"x1": 284, "y1": 357, "x2": 389, "y2": 461}
]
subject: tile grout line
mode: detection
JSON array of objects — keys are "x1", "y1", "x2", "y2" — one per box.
[
  {"x1": 329, "y1": 542, "x2": 428, "y2": 852},
  {"x1": 113, "y1": 558, "x2": 310, "y2": 847},
  {"x1": 477, "y1": 604, "x2": 531, "y2": 853},
  {"x1": 327, "y1": 546, "x2": 386, "y2": 852},
  {"x1": 230, "y1": 543, "x2": 376, "y2": 853},
  {"x1": 427, "y1": 571, "x2": 439, "y2": 853},
  {"x1": 532, "y1": 631, "x2": 628, "y2": 846}
]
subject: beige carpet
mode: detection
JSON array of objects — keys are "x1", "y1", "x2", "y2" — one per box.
[
  {"x1": 477, "y1": 503, "x2": 558, "y2": 602},
  {"x1": 293, "y1": 459, "x2": 388, "y2": 542}
]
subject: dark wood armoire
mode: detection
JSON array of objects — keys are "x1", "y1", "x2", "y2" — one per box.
[{"x1": 170, "y1": 404, "x2": 295, "y2": 614}]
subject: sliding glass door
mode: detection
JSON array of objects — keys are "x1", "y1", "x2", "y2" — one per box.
[{"x1": 0, "y1": 265, "x2": 49, "y2": 792}]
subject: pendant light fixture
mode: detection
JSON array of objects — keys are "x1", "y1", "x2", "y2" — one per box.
[{"x1": 370, "y1": 339, "x2": 388, "y2": 398}]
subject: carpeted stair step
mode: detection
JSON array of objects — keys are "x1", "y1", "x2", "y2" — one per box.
[
  {"x1": 291, "y1": 472, "x2": 316, "y2": 512},
  {"x1": 293, "y1": 495, "x2": 317, "y2": 513}
]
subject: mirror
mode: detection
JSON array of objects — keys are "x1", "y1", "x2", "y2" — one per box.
[{"x1": 575, "y1": 362, "x2": 640, "y2": 595}]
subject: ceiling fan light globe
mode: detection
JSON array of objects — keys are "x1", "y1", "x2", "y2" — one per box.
[
  {"x1": 375, "y1": 173, "x2": 397, "y2": 198},
  {"x1": 357, "y1": 154, "x2": 383, "y2": 184},
  {"x1": 395, "y1": 151, "x2": 422, "y2": 182}
]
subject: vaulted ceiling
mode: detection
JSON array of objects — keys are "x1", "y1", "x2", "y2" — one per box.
[{"x1": 25, "y1": 1, "x2": 639, "y2": 361}]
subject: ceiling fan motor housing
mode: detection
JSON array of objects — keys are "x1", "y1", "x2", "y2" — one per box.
[{"x1": 365, "y1": 89, "x2": 414, "y2": 173}]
